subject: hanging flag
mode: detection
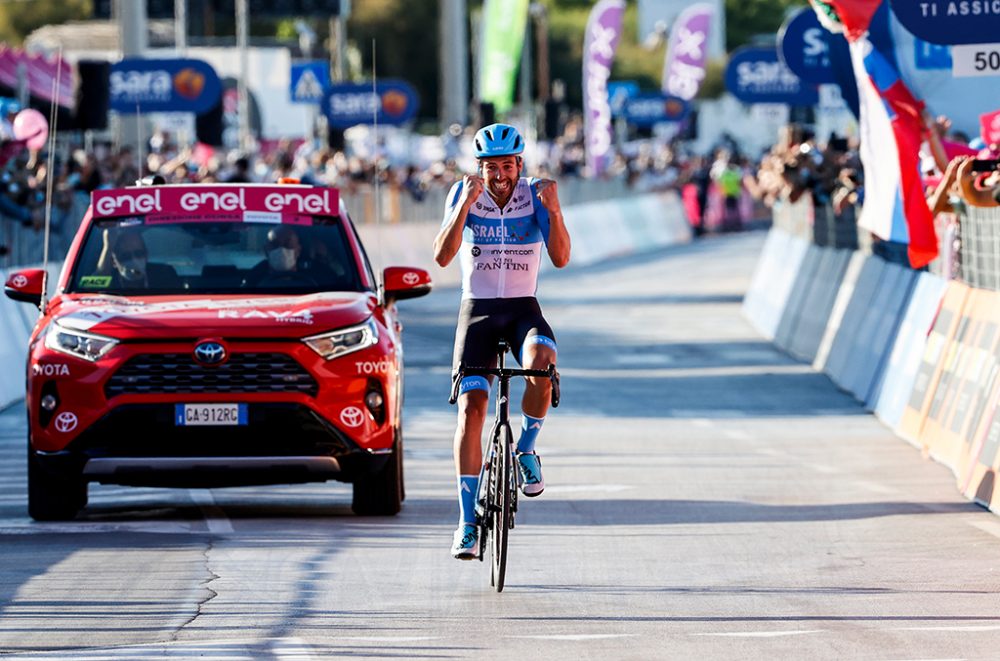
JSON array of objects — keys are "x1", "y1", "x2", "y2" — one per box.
[
  {"x1": 479, "y1": 0, "x2": 530, "y2": 116},
  {"x1": 583, "y1": 0, "x2": 625, "y2": 177},
  {"x1": 661, "y1": 3, "x2": 712, "y2": 101},
  {"x1": 813, "y1": 0, "x2": 937, "y2": 268}
]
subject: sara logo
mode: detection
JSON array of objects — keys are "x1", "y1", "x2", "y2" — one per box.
[
  {"x1": 110, "y1": 58, "x2": 222, "y2": 114},
  {"x1": 325, "y1": 80, "x2": 420, "y2": 129},
  {"x1": 54, "y1": 412, "x2": 78, "y2": 433},
  {"x1": 11, "y1": 274, "x2": 28, "y2": 288},
  {"x1": 340, "y1": 406, "x2": 365, "y2": 428}
]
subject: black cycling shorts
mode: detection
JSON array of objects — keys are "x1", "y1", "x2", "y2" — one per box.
[{"x1": 453, "y1": 297, "x2": 557, "y2": 395}]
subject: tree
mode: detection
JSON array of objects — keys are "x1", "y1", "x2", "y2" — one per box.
[{"x1": 0, "y1": 0, "x2": 91, "y2": 45}]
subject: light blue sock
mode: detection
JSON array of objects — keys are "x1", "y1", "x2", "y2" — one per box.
[
  {"x1": 516, "y1": 414, "x2": 545, "y2": 454},
  {"x1": 458, "y1": 475, "x2": 479, "y2": 525}
]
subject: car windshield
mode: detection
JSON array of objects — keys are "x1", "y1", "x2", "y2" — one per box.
[{"x1": 66, "y1": 216, "x2": 365, "y2": 295}]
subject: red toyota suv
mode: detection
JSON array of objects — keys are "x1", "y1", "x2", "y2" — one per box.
[{"x1": 3, "y1": 182, "x2": 431, "y2": 521}]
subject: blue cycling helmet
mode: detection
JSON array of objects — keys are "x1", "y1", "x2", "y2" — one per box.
[{"x1": 473, "y1": 123, "x2": 524, "y2": 158}]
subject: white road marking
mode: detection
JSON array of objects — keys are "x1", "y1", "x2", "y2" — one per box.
[
  {"x1": 0, "y1": 519, "x2": 193, "y2": 535},
  {"x1": 271, "y1": 636, "x2": 315, "y2": 660},
  {"x1": 612, "y1": 354, "x2": 675, "y2": 366},
  {"x1": 333, "y1": 636, "x2": 441, "y2": 642},
  {"x1": 895, "y1": 624, "x2": 1000, "y2": 632},
  {"x1": 510, "y1": 634, "x2": 635, "y2": 641},
  {"x1": 691, "y1": 630, "x2": 826, "y2": 638},
  {"x1": 544, "y1": 484, "x2": 635, "y2": 494},
  {"x1": 804, "y1": 463, "x2": 840, "y2": 475},
  {"x1": 854, "y1": 480, "x2": 900, "y2": 495},
  {"x1": 966, "y1": 518, "x2": 1000, "y2": 540},
  {"x1": 722, "y1": 429, "x2": 753, "y2": 441},
  {"x1": 692, "y1": 418, "x2": 714, "y2": 428},
  {"x1": 190, "y1": 490, "x2": 234, "y2": 534}
]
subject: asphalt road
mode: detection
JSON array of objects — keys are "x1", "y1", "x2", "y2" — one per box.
[{"x1": 1, "y1": 231, "x2": 999, "y2": 660}]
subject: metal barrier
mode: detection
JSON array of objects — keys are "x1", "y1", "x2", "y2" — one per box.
[
  {"x1": 957, "y1": 204, "x2": 1000, "y2": 291},
  {"x1": 0, "y1": 193, "x2": 87, "y2": 271},
  {"x1": 342, "y1": 177, "x2": 633, "y2": 225}
]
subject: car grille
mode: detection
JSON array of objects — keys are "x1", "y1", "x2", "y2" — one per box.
[{"x1": 105, "y1": 353, "x2": 318, "y2": 398}]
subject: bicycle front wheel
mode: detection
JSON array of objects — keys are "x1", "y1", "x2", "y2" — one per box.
[{"x1": 489, "y1": 423, "x2": 512, "y2": 592}]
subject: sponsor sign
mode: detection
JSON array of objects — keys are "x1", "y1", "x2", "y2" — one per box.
[
  {"x1": 778, "y1": 8, "x2": 844, "y2": 84},
  {"x1": 607, "y1": 80, "x2": 639, "y2": 118},
  {"x1": 981, "y1": 108, "x2": 1000, "y2": 145},
  {"x1": 110, "y1": 58, "x2": 222, "y2": 114},
  {"x1": 623, "y1": 93, "x2": 689, "y2": 126},
  {"x1": 662, "y1": 3, "x2": 712, "y2": 100},
  {"x1": 289, "y1": 61, "x2": 330, "y2": 104},
  {"x1": 952, "y1": 43, "x2": 1000, "y2": 77},
  {"x1": 583, "y1": 0, "x2": 626, "y2": 177},
  {"x1": 890, "y1": 0, "x2": 1000, "y2": 45},
  {"x1": 90, "y1": 186, "x2": 339, "y2": 220},
  {"x1": 724, "y1": 47, "x2": 819, "y2": 106},
  {"x1": 11, "y1": 274, "x2": 27, "y2": 288},
  {"x1": 324, "y1": 80, "x2": 419, "y2": 128}
]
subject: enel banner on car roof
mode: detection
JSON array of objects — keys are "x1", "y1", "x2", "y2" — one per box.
[{"x1": 91, "y1": 185, "x2": 340, "y2": 220}]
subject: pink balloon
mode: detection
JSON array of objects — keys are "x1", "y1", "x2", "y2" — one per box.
[{"x1": 13, "y1": 108, "x2": 48, "y2": 151}]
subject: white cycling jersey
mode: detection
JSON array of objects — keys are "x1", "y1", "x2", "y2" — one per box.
[{"x1": 443, "y1": 177, "x2": 551, "y2": 300}]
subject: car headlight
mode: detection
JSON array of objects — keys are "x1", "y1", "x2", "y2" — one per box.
[
  {"x1": 45, "y1": 323, "x2": 118, "y2": 362},
  {"x1": 303, "y1": 318, "x2": 379, "y2": 360}
]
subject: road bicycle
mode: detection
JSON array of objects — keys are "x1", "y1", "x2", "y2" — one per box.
[{"x1": 450, "y1": 340, "x2": 560, "y2": 592}]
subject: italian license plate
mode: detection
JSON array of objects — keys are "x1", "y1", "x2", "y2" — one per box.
[{"x1": 175, "y1": 403, "x2": 247, "y2": 426}]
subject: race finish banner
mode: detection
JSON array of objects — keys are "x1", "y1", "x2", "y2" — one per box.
[
  {"x1": 324, "y1": 80, "x2": 419, "y2": 129},
  {"x1": 889, "y1": 0, "x2": 999, "y2": 44},
  {"x1": 724, "y1": 47, "x2": 819, "y2": 106},
  {"x1": 582, "y1": 0, "x2": 625, "y2": 178},
  {"x1": 623, "y1": 93, "x2": 689, "y2": 126},
  {"x1": 479, "y1": 0, "x2": 530, "y2": 116},
  {"x1": 661, "y1": 3, "x2": 712, "y2": 101},
  {"x1": 110, "y1": 58, "x2": 222, "y2": 114}
]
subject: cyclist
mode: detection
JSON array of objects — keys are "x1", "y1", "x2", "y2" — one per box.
[{"x1": 433, "y1": 123, "x2": 571, "y2": 559}]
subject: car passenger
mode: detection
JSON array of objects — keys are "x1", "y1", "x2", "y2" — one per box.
[{"x1": 245, "y1": 225, "x2": 311, "y2": 286}]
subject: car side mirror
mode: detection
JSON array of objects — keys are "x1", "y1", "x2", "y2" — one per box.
[
  {"x1": 4, "y1": 268, "x2": 46, "y2": 306},
  {"x1": 382, "y1": 266, "x2": 431, "y2": 304}
]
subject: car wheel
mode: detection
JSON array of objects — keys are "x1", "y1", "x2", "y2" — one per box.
[
  {"x1": 27, "y1": 439, "x2": 86, "y2": 522},
  {"x1": 351, "y1": 432, "x2": 402, "y2": 516}
]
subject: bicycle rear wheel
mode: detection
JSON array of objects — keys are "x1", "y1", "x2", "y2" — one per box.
[{"x1": 489, "y1": 424, "x2": 512, "y2": 592}]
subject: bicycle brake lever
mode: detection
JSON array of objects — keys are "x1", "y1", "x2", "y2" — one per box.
[{"x1": 549, "y1": 366, "x2": 560, "y2": 408}]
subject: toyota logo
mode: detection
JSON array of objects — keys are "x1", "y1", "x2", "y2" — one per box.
[
  {"x1": 54, "y1": 412, "x2": 78, "y2": 433},
  {"x1": 402, "y1": 272, "x2": 419, "y2": 286},
  {"x1": 11, "y1": 274, "x2": 28, "y2": 288},
  {"x1": 340, "y1": 406, "x2": 365, "y2": 428},
  {"x1": 194, "y1": 342, "x2": 227, "y2": 365}
]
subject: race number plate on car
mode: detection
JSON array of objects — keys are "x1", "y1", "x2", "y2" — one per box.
[{"x1": 175, "y1": 403, "x2": 248, "y2": 426}]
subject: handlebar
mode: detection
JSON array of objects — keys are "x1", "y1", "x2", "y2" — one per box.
[{"x1": 449, "y1": 363, "x2": 561, "y2": 408}]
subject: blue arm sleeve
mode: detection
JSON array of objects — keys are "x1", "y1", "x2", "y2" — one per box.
[
  {"x1": 442, "y1": 180, "x2": 464, "y2": 227},
  {"x1": 528, "y1": 177, "x2": 551, "y2": 244}
]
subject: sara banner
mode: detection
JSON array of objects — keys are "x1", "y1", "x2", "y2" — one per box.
[
  {"x1": 110, "y1": 58, "x2": 222, "y2": 114},
  {"x1": 324, "y1": 80, "x2": 419, "y2": 129},
  {"x1": 479, "y1": 0, "x2": 530, "y2": 116},
  {"x1": 724, "y1": 47, "x2": 819, "y2": 105},
  {"x1": 661, "y1": 3, "x2": 712, "y2": 101},
  {"x1": 623, "y1": 93, "x2": 689, "y2": 126},
  {"x1": 583, "y1": 0, "x2": 625, "y2": 177},
  {"x1": 890, "y1": 0, "x2": 999, "y2": 45},
  {"x1": 779, "y1": 7, "x2": 850, "y2": 84}
]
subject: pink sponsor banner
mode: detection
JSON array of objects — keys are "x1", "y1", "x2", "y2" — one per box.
[
  {"x1": 980, "y1": 109, "x2": 1000, "y2": 147},
  {"x1": 91, "y1": 186, "x2": 340, "y2": 221},
  {"x1": 582, "y1": 0, "x2": 625, "y2": 178}
]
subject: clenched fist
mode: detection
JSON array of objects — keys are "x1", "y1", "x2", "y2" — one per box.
[
  {"x1": 461, "y1": 174, "x2": 484, "y2": 205},
  {"x1": 533, "y1": 178, "x2": 560, "y2": 213}
]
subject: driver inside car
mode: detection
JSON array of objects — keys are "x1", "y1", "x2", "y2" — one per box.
[
  {"x1": 246, "y1": 225, "x2": 308, "y2": 286},
  {"x1": 97, "y1": 227, "x2": 181, "y2": 290}
]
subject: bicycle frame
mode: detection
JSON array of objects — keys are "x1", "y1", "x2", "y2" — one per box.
[{"x1": 449, "y1": 340, "x2": 560, "y2": 591}]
